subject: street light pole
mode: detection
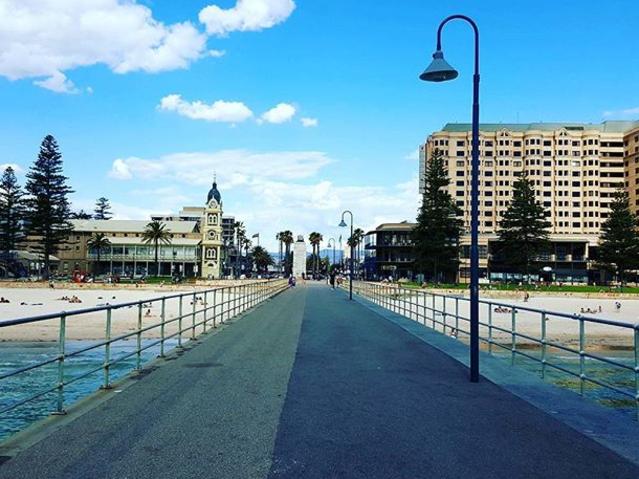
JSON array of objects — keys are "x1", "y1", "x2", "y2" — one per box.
[
  {"x1": 420, "y1": 14, "x2": 480, "y2": 383},
  {"x1": 328, "y1": 238, "x2": 336, "y2": 266},
  {"x1": 339, "y1": 211, "x2": 354, "y2": 300}
]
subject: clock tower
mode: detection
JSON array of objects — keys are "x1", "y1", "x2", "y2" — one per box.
[{"x1": 201, "y1": 178, "x2": 223, "y2": 279}]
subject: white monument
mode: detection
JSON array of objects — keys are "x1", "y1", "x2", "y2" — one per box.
[{"x1": 292, "y1": 235, "x2": 307, "y2": 278}]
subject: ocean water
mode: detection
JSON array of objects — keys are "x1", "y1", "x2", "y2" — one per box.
[{"x1": 0, "y1": 339, "x2": 177, "y2": 442}]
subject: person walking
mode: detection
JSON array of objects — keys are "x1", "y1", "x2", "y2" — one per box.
[{"x1": 329, "y1": 270, "x2": 336, "y2": 290}]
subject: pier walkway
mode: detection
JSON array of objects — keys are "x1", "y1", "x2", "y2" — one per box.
[{"x1": 1, "y1": 283, "x2": 638, "y2": 478}]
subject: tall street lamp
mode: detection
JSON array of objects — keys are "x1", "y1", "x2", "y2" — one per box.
[
  {"x1": 328, "y1": 237, "x2": 337, "y2": 266},
  {"x1": 339, "y1": 210, "x2": 354, "y2": 300},
  {"x1": 420, "y1": 14, "x2": 480, "y2": 383}
]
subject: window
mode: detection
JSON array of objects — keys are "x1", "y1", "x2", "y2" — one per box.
[
  {"x1": 456, "y1": 151, "x2": 465, "y2": 157},
  {"x1": 456, "y1": 140, "x2": 465, "y2": 147}
]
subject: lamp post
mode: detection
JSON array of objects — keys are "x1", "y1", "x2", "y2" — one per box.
[
  {"x1": 339, "y1": 211, "x2": 354, "y2": 300},
  {"x1": 328, "y1": 238, "x2": 337, "y2": 266},
  {"x1": 420, "y1": 14, "x2": 480, "y2": 383}
]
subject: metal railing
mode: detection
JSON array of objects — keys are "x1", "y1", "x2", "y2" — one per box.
[
  {"x1": 348, "y1": 281, "x2": 639, "y2": 420},
  {"x1": 0, "y1": 279, "x2": 288, "y2": 419}
]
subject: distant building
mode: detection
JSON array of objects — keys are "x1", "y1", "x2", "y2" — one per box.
[
  {"x1": 363, "y1": 222, "x2": 416, "y2": 280},
  {"x1": 421, "y1": 121, "x2": 639, "y2": 282},
  {"x1": 58, "y1": 177, "x2": 239, "y2": 279}
]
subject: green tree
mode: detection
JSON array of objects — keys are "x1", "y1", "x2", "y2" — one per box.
[
  {"x1": 234, "y1": 221, "x2": 246, "y2": 277},
  {"x1": 70, "y1": 209, "x2": 93, "y2": 219},
  {"x1": 598, "y1": 189, "x2": 639, "y2": 284},
  {"x1": 496, "y1": 172, "x2": 551, "y2": 280},
  {"x1": 86, "y1": 232, "x2": 111, "y2": 276},
  {"x1": 24, "y1": 135, "x2": 74, "y2": 279},
  {"x1": 308, "y1": 232, "x2": 323, "y2": 277},
  {"x1": 0, "y1": 166, "x2": 25, "y2": 261},
  {"x1": 348, "y1": 228, "x2": 365, "y2": 278},
  {"x1": 280, "y1": 230, "x2": 294, "y2": 275},
  {"x1": 252, "y1": 245, "x2": 274, "y2": 273},
  {"x1": 142, "y1": 220, "x2": 172, "y2": 276},
  {"x1": 412, "y1": 149, "x2": 463, "y2": 282},
  {"x1": 94, "y1": 197, "x2": 113, "y2": 220}
]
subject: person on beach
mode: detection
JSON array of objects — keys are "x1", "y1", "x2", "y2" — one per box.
[
  {"x1": 0, "y1": 297, "x2": 9, "y2": 303},
  {"x1": 615, "y1": 301, "x2": 621, "y2": 312},
  {"x1": 329, "y1": 271, "x2": 336, "y2": 290},
  {"x1": 288, "y1": 276, "x2": 296, "y2": 288}
]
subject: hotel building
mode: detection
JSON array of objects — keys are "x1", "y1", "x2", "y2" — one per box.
[{"x1": 420, "y1": 120, "x2": 639, "y2": 282}]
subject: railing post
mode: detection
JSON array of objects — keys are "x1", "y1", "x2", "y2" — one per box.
[
  {"x1": 511, "y1": 308, "x2": 517, "y2": 366},
  {"x1": 191, "y1": 292, "x2": 197, "y2": 339},
  {"x1": 213, "y1": 289, "x2": 217, "y2": 328},
  {"x1": 455, "y1": 297, "x2": 460, "y2": 337},
  {"x1": 55, "y1": 313, "x2": 67, "y2": 414},
  {"x1": 203, "y1": 291, "x2": 208, "y2": 333},
  {"x1": 634, "y1": 324, "x2": 639, "y2": 422},
  {"x1": 541, "y1": 312, "x2": 547, "y2": 379},
  {"x1": 488, "y1": 302, "x2": 493, "y2": 354},
  {"x1": 579, "y1": 317, "x2": 586, "y2": 395},
  {"x1": 136, "y1": 303, "x2": 143, "y2": 369},
  {"x1": 442, "y1": 296, "x2": 447, "y2": 334},
  {"x1": 102, "y1": 307, "x2": 112, "y2": 389},
  {"x1": 160, "y1": 298, "x2": 166, "y2": 357},
  {"x1": 178, "y1": 295, "x2": 183, "y2": 348},
  {"x1": 432, "y1": 293, "x2": 436, "y2": 329}
]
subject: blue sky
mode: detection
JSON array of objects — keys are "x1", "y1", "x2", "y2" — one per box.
[{"x1": 0, "y1": 0, "x2": 637, "y2": 249}]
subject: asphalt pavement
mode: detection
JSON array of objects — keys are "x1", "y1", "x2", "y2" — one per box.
[{"x1": 1, "y1": 282, "x2": 638, "y2": 478}]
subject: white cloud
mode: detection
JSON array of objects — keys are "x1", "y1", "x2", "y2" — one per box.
[
  {"x1": 33, "y1": 71, "x2": 78, "y2": 94},
  {"x1": 106, "y1": 146, "x2": 418, "y2": 250},
  {"x1": 404, "y1": 149, "x2": 419, "y2": 161},
  {"x1": 0, "y1": 0, "x2": 208, "y2": 91},
  {"x1": 0, "y1": 163, "x2": 22, "y2": 174},
  {"x1": 158, "y1": 94, "x2": 253, "y2": 123},
  {"x1": 603, "y1": 107, "x2": 639, "y2": 118},
  {"x1": 109, "y1": 158, "x2": 133, "y2": 180},
  {"x1": 260, "y1": 103, "x2": 296, "y2": 124},
  {"x1": 108, "y1": 149, "x2": 333, "y2": 186},
  {"x1": 301, "y1": 117, "x2": 318, "y2": 127},
  {"x1": 199, "y1": 0, "x2": 295, "y2": 36},
  {"x1": 208, "y1": 49, "x2": 226, "y2": 58}
]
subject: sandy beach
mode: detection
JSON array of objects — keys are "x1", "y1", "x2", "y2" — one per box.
[
  {"x1": 371, "y1": 288, "x2": 638, "y2": 348},
  {"x1": 0, "y1": 286, "x2": 242, "y2": 342}
]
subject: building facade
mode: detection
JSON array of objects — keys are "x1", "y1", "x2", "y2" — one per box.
[
  {"x1": 420, "y1": 121, "x2": 639, "y2": 282},
  {"x1": 363, "y1": 222, "x2": 416, "y2": 280},
  {"x1": 59, "y1": 178, "x2": 236, "y2": 280}
]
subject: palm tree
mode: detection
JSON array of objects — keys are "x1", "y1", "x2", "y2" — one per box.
[
  {"x1": 86, "y1": 232, "x2": 111, "y2": 276},
  {"x1": 281, "y1": 230, "x2": 294, "y2": 275},
  {"x1": 252, "y1": 245, "x2": 274, "y2": 273},
  {"x1": 276, "y1": 231, "x2": 284, "y2": 274},
  {"x1": 352, "y1": 228, "x2": 365, "y2": 278},
  {"x1": 308, "y1": 232, "x2": 323, "y2": 278},
  {"x1": 142, "y1": 220, "x2": 172, "y2": 276},
  {"x1": 234, "y1": 221, "x2": 245, "y2": 277}
]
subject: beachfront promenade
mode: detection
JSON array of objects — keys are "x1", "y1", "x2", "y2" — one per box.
[{"x1": 1, "y1": 283, "x2": 638, "y2": 478}]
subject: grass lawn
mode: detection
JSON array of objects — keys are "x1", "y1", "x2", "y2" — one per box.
[
  {"x1": 117, "y1": 276, "x2": 196, "y2": 285},
  {"x1": 399, "y1": 282, "x2": 639, "y2": 294}
]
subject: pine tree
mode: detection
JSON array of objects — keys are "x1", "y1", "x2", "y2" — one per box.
[
  {"x1": 0, "y1": 166, "x2": 25, "y2": 260},
  {"x1": 94, "y1": 197, "x2": 112, "y2": 220},
  {"x1": 496, "y1": 172, "x2": 550, "y2": 280},
  {"x1": 412, "y1": 149, "x2": 463, "y2": 282},
  {"x1": 70, "y1": 209, "x2": 93, "y2": 220},
  {"x1": 24, "y1": 135, "x2": 74, "y2": 279},
  {"x1": 598, "y1": 189, "x2": 639, "y2": 284}
]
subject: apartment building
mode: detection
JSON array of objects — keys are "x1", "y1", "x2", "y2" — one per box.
[{"x1": 421, "y1": 121, "x2": 639, "y2": 282}]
